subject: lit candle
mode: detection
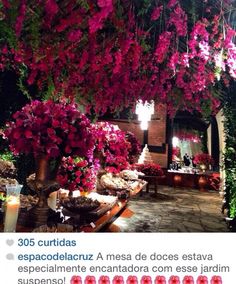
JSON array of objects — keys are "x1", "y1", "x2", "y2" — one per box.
[{"x1": 4, "y1": 196, "x2": 20, "y2": 232}]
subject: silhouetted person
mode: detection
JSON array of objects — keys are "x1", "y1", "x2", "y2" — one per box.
[{"x1": 183, "y1": 153, "x2": 191, "y2": 166}]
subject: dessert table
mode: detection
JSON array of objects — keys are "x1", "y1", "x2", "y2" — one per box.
[{"x1": 0, "y1": 180, "x2": 146, "y2": 233}]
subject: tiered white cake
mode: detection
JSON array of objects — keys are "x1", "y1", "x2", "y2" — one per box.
[{"x1": 138, "y1": 144, "x2": 153, "y2": 164}]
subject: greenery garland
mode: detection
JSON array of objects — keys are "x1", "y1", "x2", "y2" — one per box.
[{"x1": 223, "y1": 81, "x2": 236, "y2": 218}]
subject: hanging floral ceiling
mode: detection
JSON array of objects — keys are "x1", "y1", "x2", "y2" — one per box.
[{"x1": 0, "y1": 0, "x2": 236, "y2": 115}]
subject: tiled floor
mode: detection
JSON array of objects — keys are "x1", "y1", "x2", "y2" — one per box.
[{"x1": 108, "y1": 186, "x2": 229, "y2": 232}]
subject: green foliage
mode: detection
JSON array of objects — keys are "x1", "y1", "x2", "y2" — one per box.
[
  {"x1": 17, "y1": 64, "x2": 31, "y2": 100},
  {"x1": 223, "y1": 82, "x2": 236, "y2": 218},
  {"x1": 42, "y1": 76, "x2": 55, "y2": 101},
  {"x1": 0, "y1": 151, "x2": 15, "y2": 162},
  {"x1": 137, "y1": 0, "x2": 152, "y2": 16},
  {"x1": 0, "y1": 1, "x2": 18, "y2": 49},
  {"x1": 224, "y1": 147, "x2": 236, "y2": 217},
  {"x1": 27, "y1": 6, "x2": 42, "y2": 50},
  {"x1": 77, "y1": 0, "x2": 90, "y2": 11}
]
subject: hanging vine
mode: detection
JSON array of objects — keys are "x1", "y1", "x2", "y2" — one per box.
[{"x1": 0, "y1": 0, "x2": 236, "y2": 116}]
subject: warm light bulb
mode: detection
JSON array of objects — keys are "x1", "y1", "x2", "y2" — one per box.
[
  {"x1": 172, "y1": 136, "x2": 179, "y2": 147},
  {"x1": 140, "y1": 120, "x2": 148, "y2": 130}
]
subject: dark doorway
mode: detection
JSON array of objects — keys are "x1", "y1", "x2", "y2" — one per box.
[{"x1": 211, "y1": 116, "x2": 220, "y2": 171}]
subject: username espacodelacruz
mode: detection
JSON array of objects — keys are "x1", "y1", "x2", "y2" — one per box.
[{"x1": 18, "y1": 253, "x2": 94, "y2": 262}]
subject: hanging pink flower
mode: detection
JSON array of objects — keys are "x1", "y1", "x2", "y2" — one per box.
[
  {"x1": 167, "y1": 0, "x2": 177, "y2": 8},
  {"x1": 93, "y1": 122, "x2": 131, "y2": 171},
  {"x1": 151, "y1": 6, "x2": 163, "y2": 21},
  {"x1": 154, "y1": 31, "x2": 172, "y2": 63},
  {"x1": 2, "y1": 0, "x2": 10, "y2": 8},
  {"x1": 15, "y1": 0, "x2": 26, "y2": 37},
  {"x1": 0, "y1": 0, "x2": 235, "y2": 117},
  {"x1": 168, "y1": 51, "x2": 179, "y2": 72},
  {"x1": 45, "y1": 0, "x2": 58, "y2": 18},
  {"x1": 67, "y1": 29, "x2": 82, "y2": 42},
  {"x1": 97, "y1": 0, "x2": 113, "y2": 11},
  {"x1": 168, "y1": 6, "x2": 187, "y2": 36},
  {"x1": 113, "y1": 50, "x2": 122, "y2": 74}
]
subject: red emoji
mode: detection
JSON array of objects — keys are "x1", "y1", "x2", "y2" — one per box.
[
  {"x1": 85, "y1": 276, "x2": 96, "y2": 284},
  {"x1": 197, "y1": 276, "x2": 208, "y2": 284},
  {"x1": 182, "y1": 276, "x2": 194, "y2": 284},
  {"x1": 71, "y1": 276, "x2": 82, "y2": 284},
  {"x1": 141, "y1": 276, "x2": 152, "y2": 284},
  {"x1": 210, "y1": 276, "x2": 222, "y2": 284},
  {"x1": 99, "y1": 276, "x2": 110, "y2": 284},
  {"x1": 155, "y1": 276, "x2": 166, "y2": 284},
  {"x1": 168, "y1": 276, "x2": 180, "y2": 284},
  {"x1": 113, "y1": 276, "x2": 124, "y2": 284},
  {"x1": 126, "y1": 276, "x2": 138, "y2": 284}
]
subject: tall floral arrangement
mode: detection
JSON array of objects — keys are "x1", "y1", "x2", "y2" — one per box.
[
  {"x1": 57, "y1": 157, "x2": 96, "y2": 192},
  {"x1": 3, "y1": 100, "x2": 94, "y2": 160},
  {"x1": 0, "y1": 1, "x2": 236, "y2": 115},
  {"x1": 93, "y1": 122, "x2": 130, "y2": 171}
]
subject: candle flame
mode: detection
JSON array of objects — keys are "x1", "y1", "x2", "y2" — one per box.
[{"x1": 7, "y1": 196, "x2": 20, "y2": 205}]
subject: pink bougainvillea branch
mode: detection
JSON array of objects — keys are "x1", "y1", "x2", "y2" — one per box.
[
  {"x1": 0, "y1": 0, "x2": 236, "y2": 115},
  {"x1": 93, "y1": 121, "x2": 131, "y2": 171}
]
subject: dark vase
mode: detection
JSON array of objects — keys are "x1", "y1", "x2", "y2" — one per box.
[
  {"x1": 35, "y1": 155, "x2": 61, "y2": 182},
  {"x1": 198, "y1": 176, "x2": 208, "y2": 191}
]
